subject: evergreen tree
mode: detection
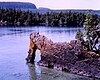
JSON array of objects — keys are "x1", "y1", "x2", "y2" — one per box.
[{"x1": 76, "y1": 13, "x2": 100, "y2": 54}]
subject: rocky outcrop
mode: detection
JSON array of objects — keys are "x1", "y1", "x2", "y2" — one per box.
[
  {"x1": 38, "y1": 40, "x2": 100, "y2": 79},
  {"x1": 27, "y1": 32, "x2": 100, "y2": 79}
]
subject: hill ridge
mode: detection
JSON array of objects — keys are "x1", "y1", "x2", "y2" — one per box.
[{"x1": 0, "y1": 2, "x2": 37, "y2": 9}]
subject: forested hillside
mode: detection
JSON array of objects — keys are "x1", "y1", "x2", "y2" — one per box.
[
  {"x1": 0, "y1": 2, "x2": 37, "y2": 10},
  {"x1": 0, "y1": 8, "x2": 100, "y2": 27}
]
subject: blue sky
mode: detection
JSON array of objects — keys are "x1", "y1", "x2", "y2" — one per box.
[{"x1": 1, "y1": 0, "x2": 100, "y2": 10}]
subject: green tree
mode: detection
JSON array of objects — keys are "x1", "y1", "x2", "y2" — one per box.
[{"x1": 76, "y1": 12, "x2": 100, "y2": 54}]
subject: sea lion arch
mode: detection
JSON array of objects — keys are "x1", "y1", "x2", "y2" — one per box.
[
  {"x1": 26, "y1": 32, "x2": 53, "y2": 63},
  {"x1": 26, "y1": 32, "x2": 99, "y2": 64},
  {"x1": 25, "y1": 32, "x2": 100, "y2": 79}
]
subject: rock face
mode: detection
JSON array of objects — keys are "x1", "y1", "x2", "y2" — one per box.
[
  {"x1": 27, "y1": 32, "x2": 100, "y2": 79},
  {"x1": 38, "y1": 40, "x2": 100, "y2": 79}
]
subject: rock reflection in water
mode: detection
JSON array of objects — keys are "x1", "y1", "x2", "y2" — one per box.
[
  {"x1": 28, "y1": 64, "x2": 40, "y2": 80},
  {"x1": 27, "y1": 63, "x2": 93, "y2": 80}
]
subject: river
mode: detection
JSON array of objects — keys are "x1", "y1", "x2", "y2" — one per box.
[{"x1": 0, "y1": 26, "x2": 96, "y2": 80}]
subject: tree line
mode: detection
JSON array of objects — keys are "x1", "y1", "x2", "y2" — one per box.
[{"x1": 0, "y1": 8, "x2": 100, "y2": 27}]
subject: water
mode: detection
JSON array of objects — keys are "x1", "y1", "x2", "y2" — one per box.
[{"x1": 0, "y1": 26, "x2": 95, "y2": 80}]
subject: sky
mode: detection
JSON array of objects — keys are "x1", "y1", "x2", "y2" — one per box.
[{"x1": 0, "y1": 0, "x2": 100, "y2": 10}]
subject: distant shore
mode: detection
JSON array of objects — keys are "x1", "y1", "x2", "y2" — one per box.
[{"x1": 0, "y1": 8, "x2": 100, "y2": 27}]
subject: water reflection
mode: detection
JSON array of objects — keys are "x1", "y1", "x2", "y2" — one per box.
[
  {"x1": 28, "y1": 63, "x2": 42, "y2": 80},
  {"x1": 28, "y1": 64, "x2": 37, "y2": 80},
  {"x1": 0, "y1": 26, "x2": 83, "y2": 42},
  {"x1": 27, "y1": 63, "x2": 93, "y2": 80}
]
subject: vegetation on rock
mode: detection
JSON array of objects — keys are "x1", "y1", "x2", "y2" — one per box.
[{"x1": 76, "y1": 13, "x2": 100, "y2": 54}]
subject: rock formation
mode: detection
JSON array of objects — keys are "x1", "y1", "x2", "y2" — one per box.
[{"x1": 26, "y1": 32, "x2": 100, "y2": 79}]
